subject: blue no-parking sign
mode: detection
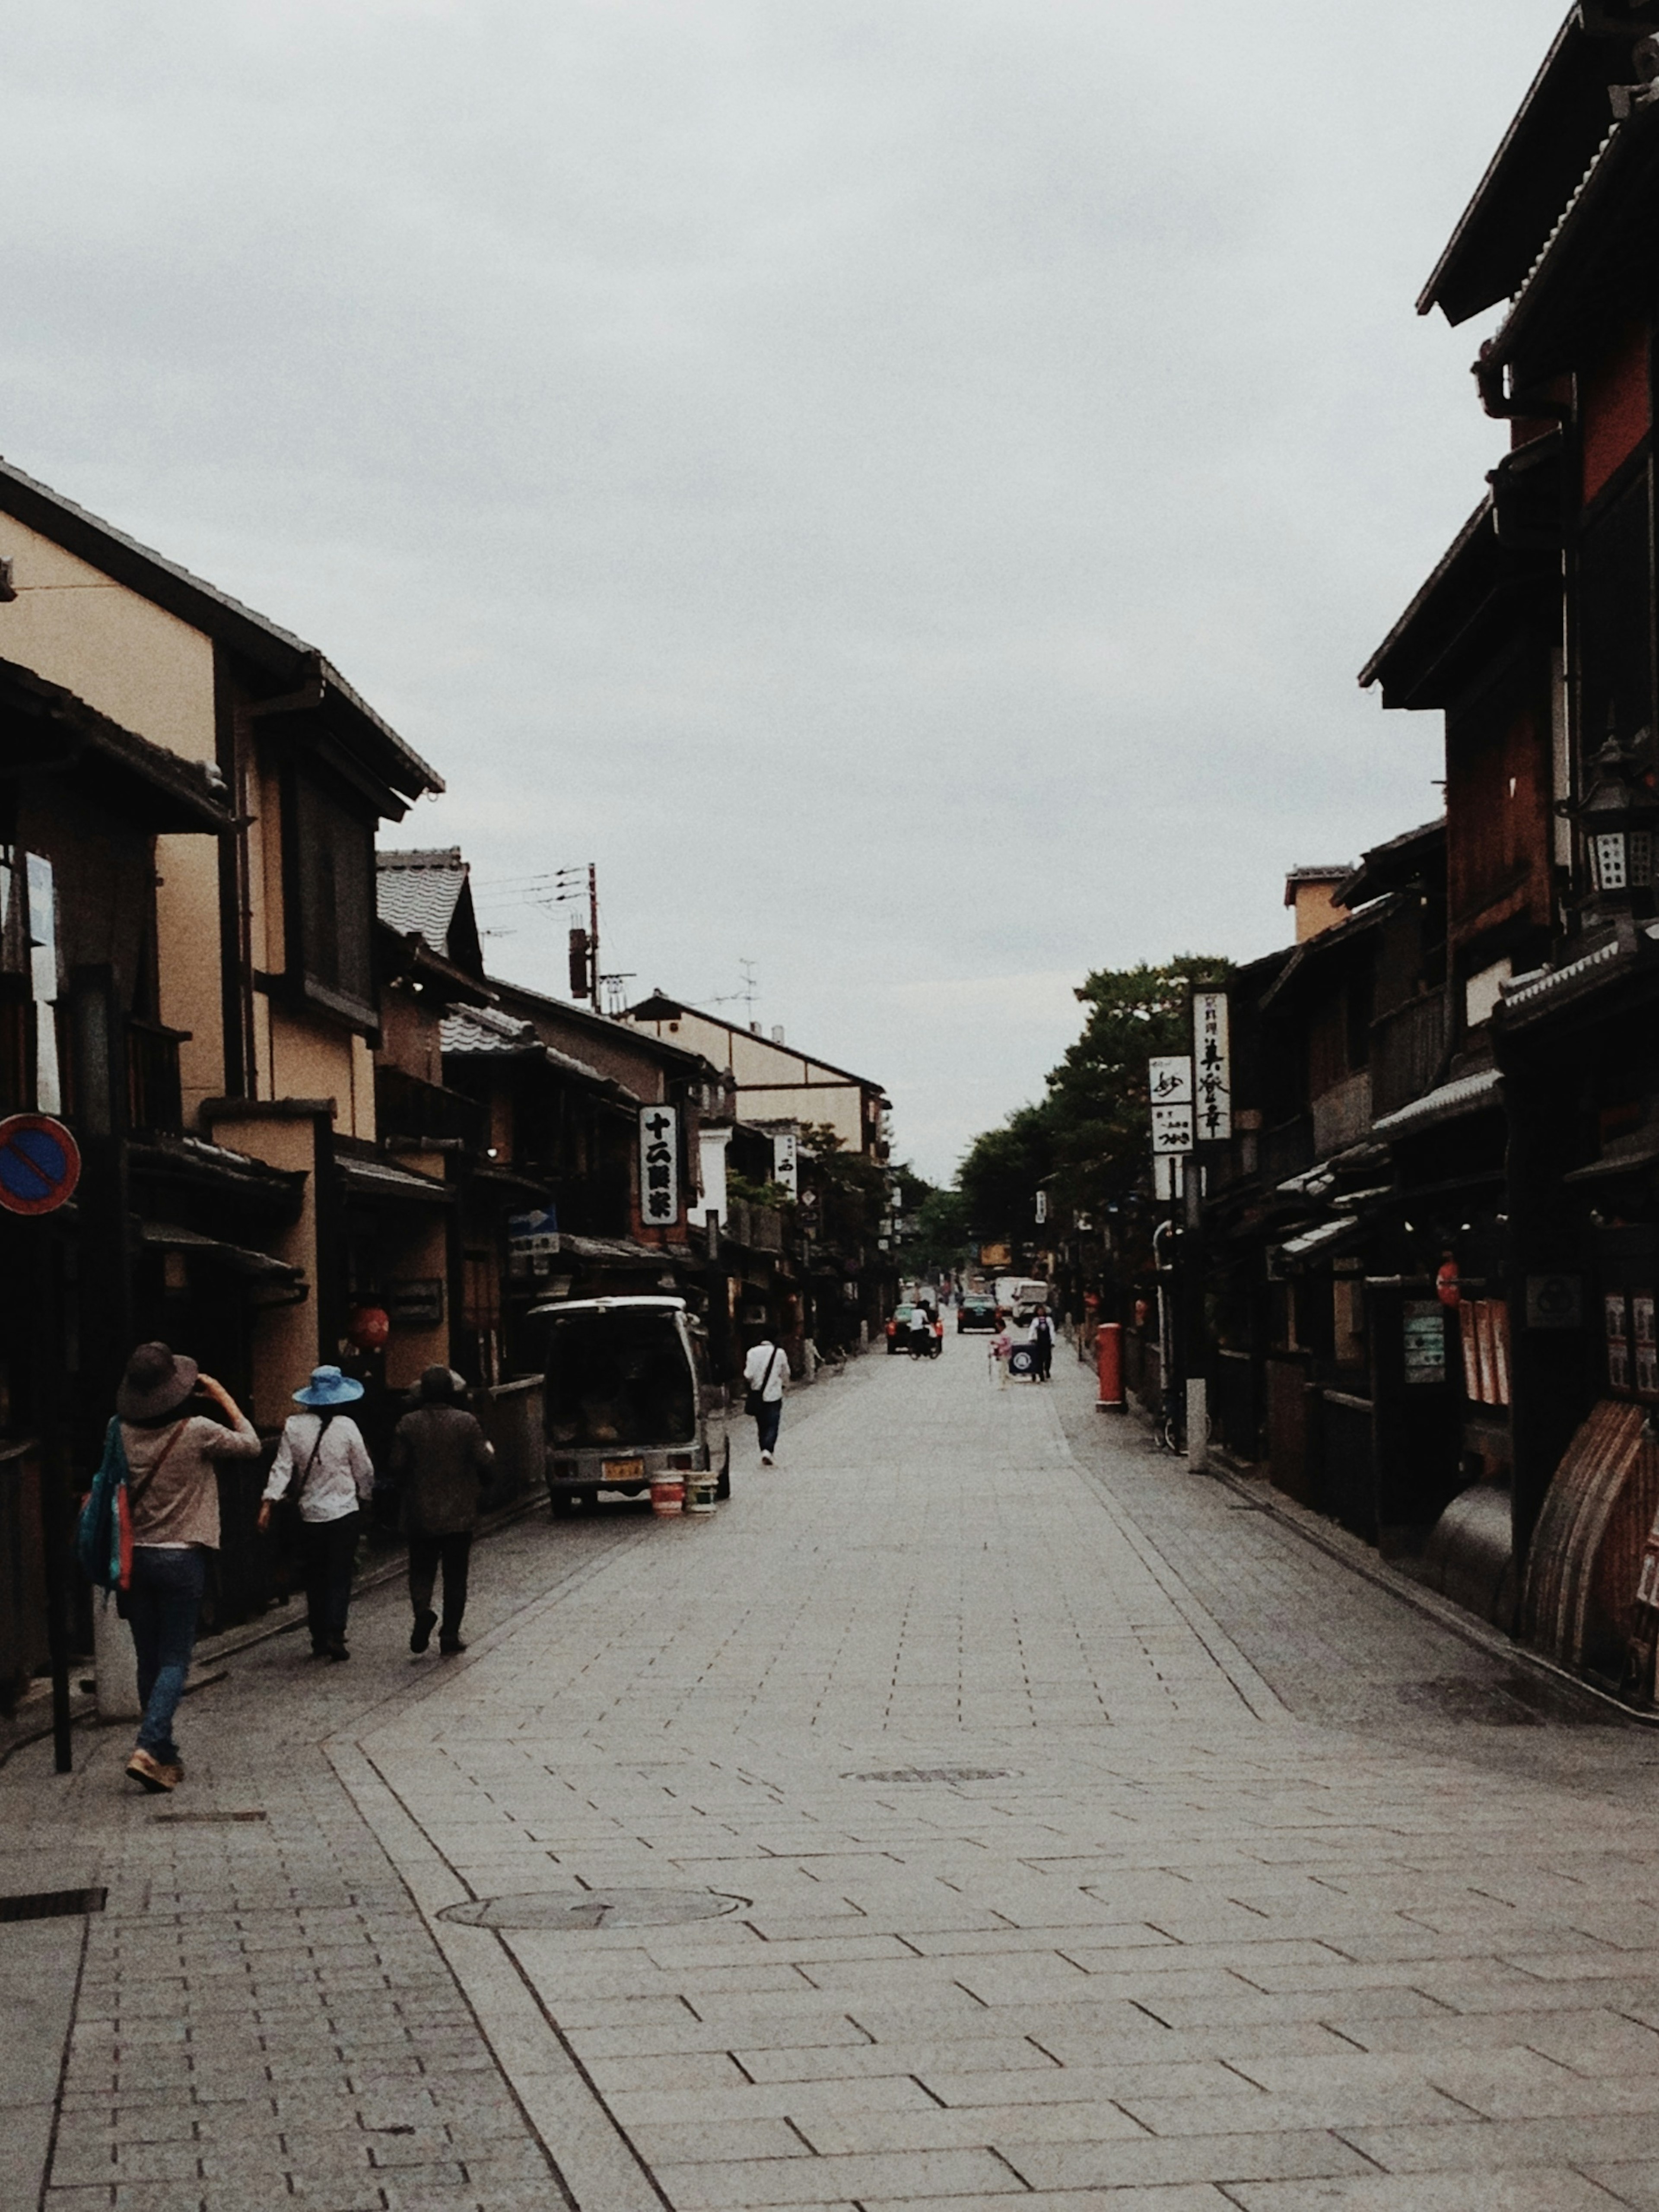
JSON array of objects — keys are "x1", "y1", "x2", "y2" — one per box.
[{"x1": 0, "y1": 1113, "x2": 82, "y2": 1216}]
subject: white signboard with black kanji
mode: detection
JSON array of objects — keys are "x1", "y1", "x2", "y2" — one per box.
[
  {"x1": 1151, "y1": 1102, "x2": 1195, "y2": 1156},
  {"x1": 1148, "y1": 1056, "x2": 1192, "y2": 1105},
  {"x1": 772, "y1": 1128, "x2": 798, "y2": 1198},
  {"x1": 1193, "y1": 990, "x2": 1232, "y2": 1142},
  {"x1": 639, "y1": 1104, "x2": 680, "y2": 1230}
]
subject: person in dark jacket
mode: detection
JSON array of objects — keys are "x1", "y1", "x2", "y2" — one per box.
[{"x1": 391, "y1": 1367, "x2": 494, "y2": 1655}]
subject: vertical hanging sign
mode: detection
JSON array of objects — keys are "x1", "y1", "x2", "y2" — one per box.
[
  {"x1": 639, "y1": 1104, "x2": 680, "y2": 1231},
  {"x1": 1192, "y1": 989, "x2": 1232, "y2": 1142},
  {"x1": 771, "y1": 1128, "x2": 798, "y2": 1199},
  {"x1": 1148, "y1": 1056, "x2": 1194, "y2": 1156}
]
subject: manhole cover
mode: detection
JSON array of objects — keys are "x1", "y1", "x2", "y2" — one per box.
[
  {"x1": 439, "y1": 1888, "x2": 748, "y2": 1930},
  {"x1": 849, "y1": 1768, "x2": 1014, "y2": 1785}
]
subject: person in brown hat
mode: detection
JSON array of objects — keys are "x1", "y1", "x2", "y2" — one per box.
[
  {"x1": 389, "y1": 1367, "x2": 494, "y2": 1656},
  {"x1": 115, "y1": 1342, "x2": 261, "y2": 1793}
]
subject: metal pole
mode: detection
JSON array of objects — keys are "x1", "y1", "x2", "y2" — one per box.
[
  {"x1": 1183, "y1": 1156, "x2": 1209, "y2": 1472},
  {"x1": 37, "y1": 1226, "x2": 72, "y2": 1773},
  {"x1": 588, "y1": 863, "x2": 600, "y2": 1015}
]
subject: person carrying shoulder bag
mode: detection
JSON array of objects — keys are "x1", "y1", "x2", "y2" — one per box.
[
  {"x1": 114, "y1": 1342, "x2": 261, "y2": 1794},
  {"x1": 743, "y1": 1334, "x2": 786, "y2": 1467},
  {"x1": 257, "y1": 1366, "x2": 373, "y2": 1661}
]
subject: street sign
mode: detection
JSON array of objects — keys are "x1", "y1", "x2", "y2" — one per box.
[
  {"x1": 0, "y1": 1113, "x2": 81, "y2": 1215},
  {"x1": 1151, "y1": 1101, "x2": 1195, "y2": 1155},
  {"x1": 1148, "y1": 1056, "x2": 1192, "y2": 1104},
  {"x1": 639, "y1": 1104, "x2": 680, "y2": 1228},
  {"x1": 1193, "y1": 990, "x2": 1232, "y2": 1141}
]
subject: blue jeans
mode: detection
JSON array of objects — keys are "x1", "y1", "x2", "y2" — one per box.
[
  {"x1": 756, "y1": 1399, "x2": 782, "y2": 1455},
  {"x1": 127, "y1": 1547, "x2": 206, "y2": 1766}
]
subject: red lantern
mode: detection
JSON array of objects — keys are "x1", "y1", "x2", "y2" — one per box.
[
  {"x1": 1435, "y1": 1258, "x2": 1461, "y2": 1311},
  {"x1": 348, "y1": 1305, "x2": 391, "y2": 1351}
]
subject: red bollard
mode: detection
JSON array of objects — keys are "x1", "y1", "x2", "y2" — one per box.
[{"x1": 1096, "y1": 1322, "x2": 1125, "y2": 1411}]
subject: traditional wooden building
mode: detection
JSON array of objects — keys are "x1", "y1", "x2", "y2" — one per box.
[{"x1": 1362, "y1": 0, "x2": 1659, "y2": 1684}]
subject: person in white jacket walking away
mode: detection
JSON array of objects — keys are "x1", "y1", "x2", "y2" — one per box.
[
  {"x1": 257, "y1": 1365, "x2": 375, "y2": 1661},
  {"x1": 743, "y1": 1335, "x2": 787, "y2": 1466}
]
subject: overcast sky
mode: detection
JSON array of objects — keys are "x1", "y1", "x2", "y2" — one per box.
[{"x1": 2, "y1": 1, "x2": 1567, "y2": 1178}]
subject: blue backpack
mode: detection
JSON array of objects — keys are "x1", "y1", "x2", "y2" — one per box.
[{"x1": 77, "y1": 1417, "x2": 131, "y2": 1591}]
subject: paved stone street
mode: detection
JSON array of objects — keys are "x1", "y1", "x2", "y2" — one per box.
[{"x1": 10, "y1": 1339, "x2": 1659, "y2": 2210}]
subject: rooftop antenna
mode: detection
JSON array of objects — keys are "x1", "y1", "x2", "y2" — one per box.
[{"x1": 739, "y1": 957, "x2": 759, "y2": 1032}]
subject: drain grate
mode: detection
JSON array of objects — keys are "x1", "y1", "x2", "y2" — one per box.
[
  {"x1": 0, "y1": 1887, "x2": 107, "y2": 1923},
  {"x1": 149, "y1": 1809, "x2": 267, "y2": 1825},
  {"x1": 849, "y1": 1768, "x2": 1015, "y2": 1785},
  {"x1": 440, "y1": 1887, "x2": 748, "y2": 1930}
]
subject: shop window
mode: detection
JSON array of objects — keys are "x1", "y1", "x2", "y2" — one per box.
[
  {"x1": 289, "y1": 774, "x2": 375, "y2": 1024},
  {"x1": 1578, "y1": 470, "x2": 1654, "y2": 743}
]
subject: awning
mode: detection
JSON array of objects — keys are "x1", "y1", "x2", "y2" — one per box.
[
  {"x1": 139, "y1": 1222, "x2": 302, "y2": 1285},
  {"x1": 1372, "y1": 1067, "x2": 1502, "y2": 1142},
  {"x1": 337, "y1": 1156, "x2": 452, "y2": 1205},
  {"x1": 1564, "y1": 1135, "x2": 1659, "y2": 1187},
  {"x1": 559, "y1": 1234, "x2": 697, "y2": 1265},
  {"x1": 1277, "y1": 1219, "x2": 1362, "y2": 1263}
]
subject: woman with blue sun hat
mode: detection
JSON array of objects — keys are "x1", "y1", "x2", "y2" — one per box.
[{"x1": 257, "y1": 1365, "x2": 375, "y2": 1661}]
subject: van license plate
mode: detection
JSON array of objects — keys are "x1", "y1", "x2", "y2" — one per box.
[{"x1": 601, "y1": 1458, "x2": 645, "y2": 1483}]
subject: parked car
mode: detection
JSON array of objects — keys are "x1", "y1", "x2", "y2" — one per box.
[
  {"x1": 537, "y1": 1295, "x2": 729, "y2": 1512},
  {"x1": 957, "y1": 1297, "x2": 998, "y2": 1333}
]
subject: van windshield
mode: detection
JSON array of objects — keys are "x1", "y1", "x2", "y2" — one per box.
[{"x1": 544, "y1": 1308, "x2": 696, "y2": 1449}]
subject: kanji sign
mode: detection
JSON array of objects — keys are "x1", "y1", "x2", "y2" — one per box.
[
  {"x1": 1151, "y1": 1102, "x2": 1195, "y2": 1156},
  {"x1": 508, "y1": 1205, "x2": 560, "y2": 1280},
  {"x1": 1192, "y1": 990, "x2": 1232, "y2": 1141},
  {"x1": 771, "y1": 1129, "x2": 798, "y2": 1198},
  {"x1": 1149, "y1": 1056, "x2": 1194, "y2": 1155},
  {"x1": 0, "y1": 1113, "x2": 82, "y2": 1215},
  {"x1": 639, "y1": 1104, "x2": 680, "y2": 1229}
]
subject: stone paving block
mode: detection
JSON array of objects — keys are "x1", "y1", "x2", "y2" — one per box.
[
  {"x1": 626, "y1": 2117, "x2": 816, "y2": 2164},
  {"x1": 1341, "y1": 2113, "x2": 1659, "y2": 2171},
  {"x1": 653, "y1": 2143, "x2": 1022, "y2": 2206},
  {"x1": 734, "y1": 2035, "x2": 1059, "y2": 2083},
  {"x1": 605, "y1": 2075, "x2": 944, "y2": 2128},
  {"x1": 1225, "y1": 2175, "x2": 1627, "y2": 2209},
  {"x1": 1581, "y1": 2162, "x2": 1659, "y2": 2210},
  {"x1": 794, "y1": 2098, "x2": 1151, "y2": 2155},
  {"x1": 1001, "y1": 2123, "x2": 1375, "y2": 2191},
  {"x1": 856, "y1": 2193, "x2": 1234, "y2": 2212}
]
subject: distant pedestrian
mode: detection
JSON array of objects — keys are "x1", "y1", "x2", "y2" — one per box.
[
  {"x1": 908, "y1": 1304, "x2": 931, "y2": 1358},
  {"x1": 989, "y1": 1326, "x2": 1011, "y2": 1387},
  {"x1": 115, "y1": 1342, "x2": 261, "y2": 1794},
  {"x1": 744, "y1": 1335, "x2": 786, "y2": 1466},
  {"x1": 258, "y1": 1366, "x2": 374, "y2": 1662},
  {"x1": 1031, "y1": 1305, "x2": 1055, "y2": 1382},
  {"x1": 391, "y1": 1367, "x2": 495, "y2": 1656}
]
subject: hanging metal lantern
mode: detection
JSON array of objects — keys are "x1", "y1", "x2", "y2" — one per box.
[{"x1": 1572, "y1": 717, "x2": 1659, "y2": 903}]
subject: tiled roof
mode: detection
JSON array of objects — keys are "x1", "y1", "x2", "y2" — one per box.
[
  {"x1": 377, "y1": 848, "x2": 467, "y2": 952},
  {"x1": 441, "y1": 1001, "x2": 604, "y2": 1082},
  {"x1": 1371, "y1": 1067, "x2": 1502, "y2": 1142}
]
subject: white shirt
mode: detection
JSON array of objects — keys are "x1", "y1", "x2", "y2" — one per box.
[
  {"x1": 264, "y1": 1412, "x2": 375, "y2": 1523},
  {"x1": 743, "y1": 1342, "x2": 787, "y2": 1402}
]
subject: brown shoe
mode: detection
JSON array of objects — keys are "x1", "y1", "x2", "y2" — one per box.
[{"x1": 126, "y1": 1749, "x2": 177, "y2": 1794}]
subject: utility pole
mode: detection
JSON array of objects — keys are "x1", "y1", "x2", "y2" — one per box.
[
  {"x1": 553, "y1": 863, "x2": 601, "y2": 1014},
  {"x1": 588, "y1": 862, "x2": 600, "y2": 1017}
]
